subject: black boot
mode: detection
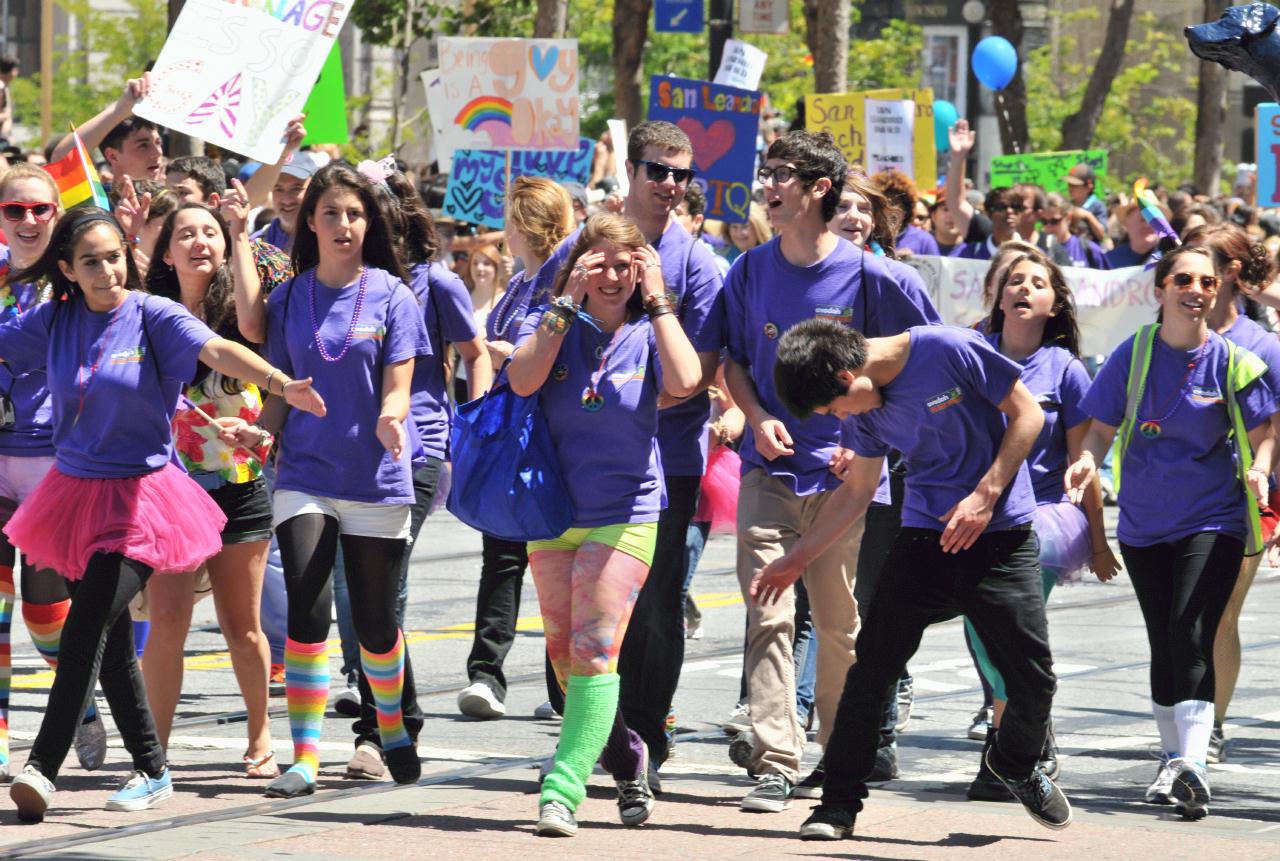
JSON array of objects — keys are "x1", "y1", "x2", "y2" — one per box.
[{"x1": 967, "y1": 727, "x2": 1014, "y2": 801}]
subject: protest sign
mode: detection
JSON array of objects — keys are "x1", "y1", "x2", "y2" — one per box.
[
  {"x1": 437, "y1": 37, "x2": 579, "y2": 153},
  {"x1": 805, "y1": 88, "x2": 937, "y2": 188},
  {"x1": 421, "y1": 68, "x2": 453, "y2": 173},
  {"x1": 989, "y1": 149, "x2": 1108, "y2": 195},
  {"x1": 648, "y1": 75, "x2": 762, "y2": 224},
  {"x1": 864, "y1": 98, "x2": 915, "y2": 178},
  {"x1": 301, "y1": 43, "x2": 347, "y2": 146},
  {"x1": 739, "y1": 0, "x2": 788, "y2": 33},
  {"x1": 136, "y1": 0, "x2": 350, "y2": 163},
  {"x1": 1257, "y1": 103, "x2": 1280, "y2": 205},
  {"x1": 654, "y1": 0, "x2": 704, "y2": 33},
  {"x1": 714, "y1": 39, "x2": 767, "y2": 91},
  {"x1": 901, "y1": 255, "x2": 1154, "y2": 358},
  {"x1": 443, "y1": 137, "x2": 595, "y2": 228},
  {"x1": 607, "y1": 119, "x2": 629, "y2": 195}
]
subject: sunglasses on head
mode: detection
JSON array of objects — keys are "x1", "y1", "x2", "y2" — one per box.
[
  {"x1": 639, "y1": 160, "x2": 695, "y2": 186},
  {"x1": 1165, "y1": 272, "x2": 1220, "y2": 291},
  {"x1": 0, "y1": 201, "x2": 57, "y2": 223}
]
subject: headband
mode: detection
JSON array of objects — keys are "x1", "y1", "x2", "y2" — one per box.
[{"x1": 66, "y1": 208, "x2": 118, "y2": 234}]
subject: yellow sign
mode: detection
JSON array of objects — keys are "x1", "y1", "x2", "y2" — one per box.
[{"x1": 805, "y1": 88, "x2": 938, "y2": 190}]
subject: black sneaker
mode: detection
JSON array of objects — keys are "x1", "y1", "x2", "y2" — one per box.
[
  {"x1": 1207, "y1": 725, "x2": 1227, "y2": 764},
  {"x1": 1038, "y1": 722, "x2": 1060, "y2": 781},
  {"x1": 869, "y1": 743, "x2": 899, "y2": 782},
  {"x1": 968, "y1": 727, "x2": 1014, "y2": 801},
  {"x1": 985, "y1": 748, "x2": 1072, "y2": 829},
  {"x1": 728, "y1": 731, "x2": 755, "y2": 775},
  {"x1": 793, "y1": 757, "x2": 824, "y2": 799},
  {"x1": 740, "y1": 773, "x2": 792, "y2": 812},
  {"x1": 799, "y1": 804, "x2": 855, "y2": 840},
  {"x1": 1170, "y1": 758, "x2": 1210, "y2": 821}
]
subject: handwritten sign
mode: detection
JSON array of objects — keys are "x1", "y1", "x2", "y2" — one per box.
[
  {"x1": 1257, "y1": 104, "x2": 1280, "y2": 205},
  {"x1": 864, "y1": 98, "x2": 915, "y2": 178},
  {"x1": 655, "y1": 0, "x2": 703, "y2": 33},
  {"x1": 805, "y1": 88, "x2": 937, "y2": 188},
  {"x1": 443, "y1": 137, "x2": 595, "y2": 228},
  {"x1": 420, "y1": 68, "x2": 453, "y2": 173},
  {"x1": 437, "y1": 37, "x2": 579, "y2": 153},
  {"x1": 739, "y1": 0, "x2": 788, "y2": 33},
  {"x1": 647, "y1": 75, "x2": 762, "y2": 224},
  {"x1": 134, "y1": 0, "x2": 350, "y2": 163},
  {"x1": 989, "y1": 149, "x2": 1108, "y2": 195},
  {"x1": 714, "y1": 39, "x2": 767, "y2": 91}
]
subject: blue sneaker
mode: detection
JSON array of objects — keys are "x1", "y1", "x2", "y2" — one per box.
[{"x1": 104, "y1": 768, "x2": 172, "y2": 812}]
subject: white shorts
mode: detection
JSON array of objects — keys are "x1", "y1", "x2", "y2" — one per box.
[
  {"x1": 273, "y1": 490, "x2": 411, "y2": 540},
  {"x1": 0, "y1": 454, "x2": 55, "y2": 507}
]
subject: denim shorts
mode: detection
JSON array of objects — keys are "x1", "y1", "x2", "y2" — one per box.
[{"x1": 206, "y1": 477, "x2": 274, "y2": 544}]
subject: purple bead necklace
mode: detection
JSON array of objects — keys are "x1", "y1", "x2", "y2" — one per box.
[{"x1": 308, "y1": 266, "x2": 368, "y2": 362}]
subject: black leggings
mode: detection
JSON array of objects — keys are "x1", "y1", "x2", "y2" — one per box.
[
  {"x1": 276, "y1": 514, "x2": 406, "y2": 654},
  {"x1": 1121, "y1": 532, "x2": 1243, "y2": 707}
]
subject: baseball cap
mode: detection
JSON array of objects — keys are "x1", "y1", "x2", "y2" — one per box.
[
  {"x1": 280, "y1": 151, "x2": 319, "y2": 180},
  {"x1": 562, "y1": 181, "x2": 589, "y2": 210},
  {"x1": 1065, "y1": 164, "x2": 1096, "y2": 186}
]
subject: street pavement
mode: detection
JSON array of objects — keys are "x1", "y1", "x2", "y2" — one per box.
[{"x1": 3, "y1": 510, "x2": 1280, "y2": 859}]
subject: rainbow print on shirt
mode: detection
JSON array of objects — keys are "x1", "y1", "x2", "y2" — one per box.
[
  {"x1": 609, "y1": 366, "x2": 647, "y2": 387},
  {"x1": 926, "y1": 386, "x2": 964, "y2": 414},
  {"x1": 353, "y1": 325, "x2": 386, "y2": 341},
  {"x1": 1189, "y1": 385, "x2": 1224, "y2": 405},
  {"x1": 109, "y1": 346, "x2": 147, "y2": 364},
  {"x1": 454, "y1": 96, "x2": 513, "y2": 131}
]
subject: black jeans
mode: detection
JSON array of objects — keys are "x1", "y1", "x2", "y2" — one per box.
[
  {"x1": 28, "y1": 553, "x2": 165, "y2": 781},
  {"x1": 1121, "y1": 532, "x2": 1243, "y2": 706},
  {"x1": 618, "y1": 474, "x2": 701, "y2": 764},
  {"x1": 855, "y1": 491, "x2": 908, "y2": 746},
  {"x1": 824, "y1": 527, "x2": 1056, "y2": 814}
]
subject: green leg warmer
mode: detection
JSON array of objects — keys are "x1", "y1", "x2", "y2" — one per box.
[{"x1": 540, "y1": 673, "x2": 620, "y2": 810}]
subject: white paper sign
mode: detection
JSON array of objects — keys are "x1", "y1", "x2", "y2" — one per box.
[
  {"x1": 134, "y1": 0, "x2": 349, "y2": 163},
  {"x1": 738, "y1": 0, "x2": 788, "y2": 34},
  {"x1": 607, "y1": 118, "x2": 629, "y2": 195},
  {"x1": 714, "y1": 39, "x2": 767, "y2": 91},
  {"x1": 420, "y1": 69, "x2": 452, "y2": 174},
  {"x1": 865, "y1": 98, "x2": 915, "y2": 178}
]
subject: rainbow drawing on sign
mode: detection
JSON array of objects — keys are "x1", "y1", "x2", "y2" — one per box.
[{"x1": 454, "y1": 96, "x2": 513, "y2": 130}]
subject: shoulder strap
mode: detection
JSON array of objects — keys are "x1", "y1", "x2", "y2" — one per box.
[
  {"x1": 1112, "y1": 324, "x2": 1158, "y2": 495},
  {"x1": 1225, "y1": 338, "x2": 1265, "y2": 555}
]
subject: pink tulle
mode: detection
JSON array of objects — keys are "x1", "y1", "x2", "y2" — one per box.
[
  {"x1": 4, "y1": 463, "x2": 228, "y2": 580},
  {"x1": 695, "y1": 445, "x2": 742, "y2": 534},
  {"x1": 1034, "y1": 500, "x2": 1091, "y2": 585}
]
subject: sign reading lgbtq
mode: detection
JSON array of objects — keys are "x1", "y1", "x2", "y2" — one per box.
[{"x1": 805, "y1": 88, "x2": 937, "y2": 188}]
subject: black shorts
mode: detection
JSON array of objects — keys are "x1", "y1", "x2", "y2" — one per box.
[{"x1": 205, "y1": 477, "x2": 274, "y2": 544}]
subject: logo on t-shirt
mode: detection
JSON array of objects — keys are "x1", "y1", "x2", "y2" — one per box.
[
  {"x1": 353, "y1": 325, "x2": 386, "y2": 341},
  {"x1": 609, "y1": 366, "x2": 647, "y2": 386},
  {"x1": 926, "y1": 386, "x2": 964, "y2": 413},
  {"x1": 763, "y1": 323, "x2": 779, "y2": 340},
  {"x1": 815, "y1": 304, "x2": 853, "y2": 324},
  {"x1": 1190, "y1": 385, "x2": 1224, "y2": 405},
  {"x1": 109, "y1": 346, "x2": 146, "y2": 364}
]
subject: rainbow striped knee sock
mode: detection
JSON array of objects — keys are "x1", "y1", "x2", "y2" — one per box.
[
  {"x1": 23, "y1": 599, "x2": 97, "y2": 722},
  {"x1": 0, "y1": 565, "x2": 13, "y2": 766},
  {"x1": 285, "y1": 638, "x2": 330, "y2": 783},
  {"x1": 360, "y1": 633, "x2": 410, "y2": 751}
]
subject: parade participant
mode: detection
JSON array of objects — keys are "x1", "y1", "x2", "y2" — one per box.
[
  {"x1": 250, "y1": 152, "x2": 318, "y2": 256},
  {"x1": 725, "y1": 202, "x2": 771, "y2": 264},
  {"x1": 1040, "y1": 192, "x2": 1108, "y2": 269},
  {"x1": 870, "y1": 170, "x2": 938, "y2": 256},
  {"x1": 1105, "y1": 201, "x2": 1165, "y2": 269},
  {"x1": 1066, "y1": 245, "x2": 1279, "y2": 820},
  {"x1": 3, "y1": 207, "x2": 322, "y2": 822},
  {"x1": 260, "y1": 163, "x2": 432, "y2": 800},
  {"x1": 507, "y1": 213, "x2": 701, "y2": 836},
  {"x1": 48, "y1": 77, "x2": 162, "y2": 183},
  {"x1": 454, "y1": 243, "x2": 504, "y2": 401},
  {"x1": 758, "y1": 317, "x2": 1069, "y2": 839}
]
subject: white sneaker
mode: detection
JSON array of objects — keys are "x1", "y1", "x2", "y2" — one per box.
[
  {"x1": 533, "y1": 700, "x2": 561, "y2": 721},
  {"x1": 722, "y1": 702, "x2": 751, "y2": 735},
  {"x1": 1144, "y1": 756, "x2": 1177, "y2": 805},
  {"x1": 457, "y1": 682, "x2": 506, "y2": 719},
  {"x1": 11, "y1": 765, "x2": 54, "y2": 823}
]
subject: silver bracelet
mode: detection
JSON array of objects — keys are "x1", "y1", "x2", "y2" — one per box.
[{"x1": 264, "y1": 369, "x2": 277, "y2": 395}]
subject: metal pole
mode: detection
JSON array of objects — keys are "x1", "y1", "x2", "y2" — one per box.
[
  {"x1": 709, "y1": 0, "x2": 732, "y2": 80},
  {"x1": 40, "y1": 0, "x2": 52, "y2": 143}
]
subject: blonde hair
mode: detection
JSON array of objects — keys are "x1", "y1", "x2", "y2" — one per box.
[
  {"x1": 733, "y1": 202, "x2": 772, "y2": 249},
  {"x1": 464, "y1": 243, "x2": 504, "y2": 293},
  {"x1": 0, "y1": 163, "x2": 61, "y2": 206},
  {"x1": 507, "y1": 176, "x2": 574, "y2": 262}
]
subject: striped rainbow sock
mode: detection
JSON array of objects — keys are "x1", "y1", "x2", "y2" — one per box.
[
  {"x1": 0, "y1": 565, "x2": 13, "y2": 766},
  {"x1": 23, "y1": 599, "x2": 96, "y2": 721},
  {"x1": 284, "y1": 638, "x2": 329, "y2": 783},
  {"x1": 360, "y1": 633, "x2": 410, "y2": 752}
]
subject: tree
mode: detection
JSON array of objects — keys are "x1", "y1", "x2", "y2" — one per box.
[
  {"x1": 987, "y1": 0, "x2": 1030, "y2": 155},
  {"x1": 1060, "y1": 0, "x2": 1136, "y2": 150},
  {"x1": 612, "y1": 0, "x2": 652, "y2": 127},
  {"x1": 534, "y1": 0, "x2": 568, "y2": 37},
  {"x1": 1192, "y1": 0, "x2": 1229, "y2": 195},
  {"x1": 812, "y1": 0, "x2": 849, "y2": 94}
]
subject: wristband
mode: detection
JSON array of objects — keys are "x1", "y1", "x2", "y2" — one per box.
[
  {"x1": 550, "y1": 295, "x2": 581, "y2": 317},
  {"x1": 540, "y1": 308, "x2": 571, "y2": 335},
  {"x1": 647, "y1": 303, "x2": 675, "y2": 320}
]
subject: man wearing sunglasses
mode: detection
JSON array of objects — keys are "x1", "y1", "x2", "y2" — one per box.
[
  {"x1": 1039, "y1": 192, "x2": 1108, "y2": 269},
  {"x1": 950, "y1": 187, "x2": 1026, "y2": 261}
]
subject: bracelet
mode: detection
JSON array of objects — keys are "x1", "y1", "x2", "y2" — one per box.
[
  {"x1": 1249, "y1": 466, "x2": 1268, "y2": 474},
  {"x1": 264, "y1": 369, "x2": 277, "y2": 396},
  {"x1": 647, "y1": 303, "x2": 675, "y2": 320},
  {"x1": 539, "y1": 308, "x2": 571, "y2": 335},
  {"x1": 257, "y1": 428, "x2": 273, "y2": 449}
]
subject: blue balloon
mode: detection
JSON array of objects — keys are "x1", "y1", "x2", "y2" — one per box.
[
  {"x1": 933, "y1": 100, "x2": 958, "y2": 152},
  {"x1": 972, "y1": 36, "x2": 1018, "y2": 91}
]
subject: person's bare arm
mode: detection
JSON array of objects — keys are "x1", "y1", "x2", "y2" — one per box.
[
  {"x1": 50, "y1": 75, "x2": 150, "y2": 163},
  {"x1": 244, "y1": 115, "x2": 306, "y2": 208},
  {"x1": 946, "y1": 119, "x2": 976, "y2": 240}
]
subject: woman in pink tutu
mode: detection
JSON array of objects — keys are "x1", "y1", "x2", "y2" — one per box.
[{"x1": 0, "y1": 207, "x2": 324, "y2": 823}]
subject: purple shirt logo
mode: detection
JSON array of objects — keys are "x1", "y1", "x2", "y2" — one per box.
[
  {"x1": 815, "y1": 304, "x2": 853, "y2": 324},
  {"x1": 926, "y1": 386, "x2": 964, "y2": 413}
]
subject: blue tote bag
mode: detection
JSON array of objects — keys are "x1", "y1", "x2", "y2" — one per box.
[{"x1": 447, "y1": 363, "x2": 575, "y2": 542}]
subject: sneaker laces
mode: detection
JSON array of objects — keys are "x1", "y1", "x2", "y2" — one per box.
[{"x1": 617, "y1": 777, "x2": 650, "y2": 807}]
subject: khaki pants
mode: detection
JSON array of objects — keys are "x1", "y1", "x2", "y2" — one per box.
[{"x1": 735, "y1": 468, "x2": 863, "y2": 782}]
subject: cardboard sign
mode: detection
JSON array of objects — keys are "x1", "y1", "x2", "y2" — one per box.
[
  {"x1": 1257, "y1": 104, "x2": 1280, "y2": 205},
  {"x1": 654, "y1": 0, "x2": 703, "y2": 33},
  {"x1": 135, "y1": 0, "x2": 351, "y2": 163},
  {"x1": 805, "y1": 88, "x2": 937, "y2": 188},
  {"x1": 989, "y1": 149, "x2": 1109, "y2": 195},
  {"x1": 436, "y1": 37, "x2": 579, "y2": 153},
  {"x1": 713, "y1": 39, "x2": 767, "y2": 91},
  {"x1": 443, "y1": 137, "x2": 595, "y2": 228},
  {"x1": 864, "y1": 98, "x2": 915, "y2": 178},
  {"x1": 739, "y1": 0, "x2": 788, "y2": 33},
  {"x1": 420, "y1": 68, "x2": 453, "y2": 173},
  {"x1": 647, "y1": 75, "x2": 762, "y2": 224},
  {"x1": 607, "y1": 118, "x2": 629, "y2": 195}
]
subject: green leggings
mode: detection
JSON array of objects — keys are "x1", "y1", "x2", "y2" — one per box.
[{"x1": 964, "y1": 565, "x2": 1058, "y2": 703}]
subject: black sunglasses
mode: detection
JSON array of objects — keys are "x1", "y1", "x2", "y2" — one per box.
[
  {"x1": 639, "y1": 160, "x2": 695, "y2": 186},
  {"x1": 990, "y1": 203, "x2": 1026, "y2": 214}
]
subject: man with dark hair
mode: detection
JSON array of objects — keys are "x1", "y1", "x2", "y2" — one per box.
[
  {"x1": 950, "y1": 187, "x2": 1022, "y2": 260},
  {"x1": 166, "y1": 155, "x2": 228, "y2": 202},
  {"x1": 756, "y1": 318, "x2": 1069, "y2": 840},
  {"x1": 1011, "y1": 183, "x2": 1072, "y2": 267},
  {"x1": 100, "y1": 116, "x2": 164, "y2": 182},
  {"x1": 723, "y1": 129, "x2": 939, "y2": 813}
]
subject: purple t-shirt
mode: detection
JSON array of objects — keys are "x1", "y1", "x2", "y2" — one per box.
[
  {"x1": 1081, "y1": 330, "x2": 1277, "y2": 546},
  {"x1": 897, "y1": 224, "x2": 939, "y2": 256},
  {"x1": 516, "y1": 308, "x2": 664, "y2": 527},
  {"x1": 844, "y1": 326, "x2": 1036, "y2": 532},
  {"x1": 949, "y1": 239, "x2": 996, "y2": 260},
  {"x1": 251, "y1": 219, "x2": 293, "y2": 255},
  {"x1": 0, "y1": 291, "x2": 215, "y2": 478},
  {"x1": 266, "y1": 267, "x2": 432, "y2": 504},
  {"x1": 1223, "y1": 315, "x2": 1280, "y2": 396},
  {"x1": 1104, "y1": 242, "x2": 1151, "y2": 270},
  {"x1": 1056, "y1": 234, "x2": 1109, "y2": 270},
  {"x1": 724, "y1": 237, "x2": 941, "y2": 496},
  {"x1": 988, "y1": 337, "x2": 1091, "y2": 505},
  {"x1": 486, "y1": 262, "x2": 559, "y2": 346},
  {"x1": 408, "y1": 261, "x2": 478, "y2": 461},
  {"x1": 0, "y1": 248, "x2": 54, "y2": 457},
  {"x1": 546, "y1": 220, "x2": 725, "y2": 477}
]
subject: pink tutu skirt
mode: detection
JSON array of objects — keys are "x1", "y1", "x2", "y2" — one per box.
[
  {"x1": 1034, "y1": 500, "x2": 1091, "y2": 585},
  {"x1": 695, "y1": 446, "x2": 742, "y2": 534},
  {"x1": 4, "y1": 463, "x2": 228, "y2": 580}
]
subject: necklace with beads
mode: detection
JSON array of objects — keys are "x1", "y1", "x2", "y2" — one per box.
[
  {"x1": 1136, "y1": 331, "x2": 1208, "y2": 439},
  {"x1": 308, "y1": 266, "x2": 368, "y2": 362}
]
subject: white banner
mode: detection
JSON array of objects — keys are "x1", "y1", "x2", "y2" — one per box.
[
  {"x1": 420, "y1": 69, "x2": 453, "y2": 174},
  {"x1": 901, "y1": 255, "x2": 1156, "y2": 359},
  {"x1": 714, "y1": 39, "x2": 767, "y2": 91},
  {"x1": 865, "y1": 98, "x2": 915, "y2": 179},
  {"x1": 135, "y1": 0, "x2": 349, "y2": 163}
]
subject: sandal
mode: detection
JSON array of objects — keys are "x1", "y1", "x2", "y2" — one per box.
[{"x1": 244, "y1": 750, "x2": 280, "y2": 779}]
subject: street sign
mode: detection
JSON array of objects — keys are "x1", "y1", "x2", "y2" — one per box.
[{"x1": 655, "y1": 0, "x2": 704, "y2": 33}]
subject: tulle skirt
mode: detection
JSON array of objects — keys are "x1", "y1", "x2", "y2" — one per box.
[
  {"x1": 4, "y1": 463, "x2": 228, "y2": 580},
  {"x1": 695, "y1": 445, "x2": 742, "y2": 534},
  {"x1": 1035, "y1": 499, "x2": 1092, "y2": 585}
]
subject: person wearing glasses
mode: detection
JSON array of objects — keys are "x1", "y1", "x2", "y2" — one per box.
[
  {"x1": 723, "y1": 130, "x2": 938, "y2": 813},
  {"x1": 1065, "y1": 245, "x2": 1280, "y2": 820},
  {"x1": 950, "y1": 187, "x2": 1024, "y2": 261},
  {"x1": 1011, "y1": 183, "x2": 1073, "y2": 269},
  {"x1": 1038, "y1": 192, "x2": 1108, "y2": 269}
]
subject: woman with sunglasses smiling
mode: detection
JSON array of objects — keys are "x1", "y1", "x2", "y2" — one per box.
[
  {"x1": 1038, "y1": 192, "x2": 1108, "y2": 269},
  {"x1": 1066, "y1": 245, "x2": 1280, "y2": 820}
]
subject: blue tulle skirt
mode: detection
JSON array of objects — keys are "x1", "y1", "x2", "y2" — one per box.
[{"x1": 1035, "y1": 499, "x2": 1092, "y2": 585}]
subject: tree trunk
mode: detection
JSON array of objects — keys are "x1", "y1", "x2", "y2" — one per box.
[
  {"x1": 812, "y1": 0, "x2": 848, "y2": 94},
  {"x1": 801, "y1": 0, "x2": 820, "y2": 60},
  {"x1": 613, "y1": 0, "x2": 651, "y2": 127},
  {"x1": 1193, "y1": 0, "x2": 1229, "y2": 195},
  {"x1": 987, "y1": 0, "x2": 1029, "y2": 155},
  {"x1": 533, "y1": 0, "x2": 567, "y2": 38},
  {"x1": 1059, "y1": 0, "x2": 1136, "y2": 150}
]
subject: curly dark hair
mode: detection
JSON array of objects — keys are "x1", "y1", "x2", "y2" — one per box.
[{"x1": 146, "y1": 202, "x2": 239, "y2": 338}]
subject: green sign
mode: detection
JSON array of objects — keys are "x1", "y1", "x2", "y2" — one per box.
[
  {"x1": 302, "y1": 44, "x2": 348, "y2": 146},
  {"x1": 989, "y1": 149, "x2": 1108, "y2": 195}
]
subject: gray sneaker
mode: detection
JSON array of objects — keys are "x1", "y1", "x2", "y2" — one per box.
[
  {"x1": 740, "y1": 772, "x2": 793, "y2": 812},
  {"x1": 1144, "y1": 756, "x2": 1177, "y2": 805},
  {"x1": 535, "y1": 800, "x2": 578, "y2": 836},
  {"x1": 75, "y1": 708, "x2": 108, "y2": 771},
  {"x1": 1170, "y1": 758, "x2": 1210, "y2": 820}
]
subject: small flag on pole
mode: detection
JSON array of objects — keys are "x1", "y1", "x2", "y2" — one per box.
[{"x1": 44, "y1": 131, "x2": 111, "y2": 211}]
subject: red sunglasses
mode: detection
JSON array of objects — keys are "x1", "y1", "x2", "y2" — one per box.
[{"x1": 0, "y1": 201, "x2": 57, "y2": 223}]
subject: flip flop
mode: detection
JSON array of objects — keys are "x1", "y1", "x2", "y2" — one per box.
[{"x1": 244, "y1": 750, "x2": 281, "y2": 779}]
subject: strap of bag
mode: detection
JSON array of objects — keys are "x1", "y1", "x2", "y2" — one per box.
[
  {"x1": 1225, "y1": 338, "x2": 1266, "y2": 555},
  {"x1": 1112, "y1": 323, "x2": 1157, "y2": 495}
]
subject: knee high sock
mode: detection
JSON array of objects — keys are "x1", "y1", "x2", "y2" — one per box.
[
  {"x1": 0, "y1": 565, "x2": 12, "y2": 764},
  {"x1": 22, "y1": 598, "x2": 96, "y2": 725},
  {"x1": 541, "y1": 673, "x2": 621, "y2": 810},
  {"x1": 1174, "y1": 699, "x2": 1215, "y2": 766},
  {"x1": 1152, "y1": 701, "x2": 1178, "y2": 758},
  {"x1": 285, "y1": 638, "x2": 329, "y2": 782},
  {"x1": 359, "y1": 633, "x2": 410, "y2": 751}
]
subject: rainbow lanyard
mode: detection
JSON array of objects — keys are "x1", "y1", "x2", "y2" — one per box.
[
  {"x1": 580, "y1": 322, "x2": 636, "y2": 413},
  {"x1": 73, "y1": 299, "x2": 126, "y2": 427},
  {"x1": 1136, "y1": 334, "x2": 1207, "y2": 439}
]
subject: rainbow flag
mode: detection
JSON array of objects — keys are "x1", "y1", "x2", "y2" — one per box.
[
  {"x1": 1133, "y1": 177, "x2": 1178, "y2": 245},
  {"x1": 43, "y1": 132, "x2": 110, "y2": 211}
]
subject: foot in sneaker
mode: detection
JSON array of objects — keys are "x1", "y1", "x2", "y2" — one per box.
[
  {"x1": 985, "y1": 748, "x2": 1072, "y2": 829},
  {"x1": 869, "y1": 742, "x2": 899, "y2": 783},
  {"x1": 332, "y1": 673, "x2": 360, "y2": 718},
  {"x1": 265, "y1": 768, "x2": 316, "y2": 798},
  {"x1": 969, "y1": 727, "x2": 1014, "y2": 801},
  {"x1": 385, "y1": 744, "x2": 420, "y2": 785},
  {"x1": 615, "y1": 745, "x2": 654, "y2": 825},
  {"x1": 728, "y1": 731, "x2": 755, "y2": 775},
  {"x1": 1144, "y1": 755, "x2": 1177, "y2": 805},
  {"x1": 799, "y1": 804, "x2": 855, "y2": 840},
  {"x1": 793, "y1": 756, "x2": 824, "y2": 799},
  {"x1": 968, "y1": 705, "x2": 993, "y2": 741},
  {"x1": 1038, "y1": 722, "x2": 1060, "y2": 781},
  {"x1": 895, "y1": 677, "x2": 914, "y2": 733},
  {"x1": 536, "y1": 800, "x2": 578, "y2": 836},
  {"x1": 740, "y1": 772, "x2": 792, "y2": 812},
  {"x1": 346, "y1": 741, "x2": 386, "y2": 780},
  {"x1": 104, "y1": 768, "x2": 172, "y2": 812},
  {"x1": 457, "y1": 681, "x2": 506, "y2": 720},
  {"x1": 722, "y1": 701, "x2": 751, "y2": 735},
  {"x1": 75, "y1": 708, "x2": 108, "y2": 772},
  {"x1": 1207, "y1": 724, "x2": 1227, "y2": 764},
  {"x1": 1170, "y1": 758, "x2": 1210, "y2": 820},
  {"x1": 533, "y1": 700, "x2": 561, "y2": 721},
  {"x1": 10, "y1": 764, "x2": 54, "y2": 823}
]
